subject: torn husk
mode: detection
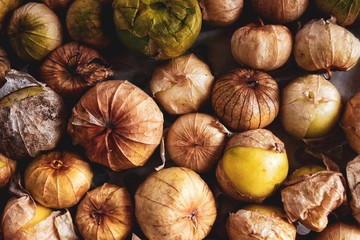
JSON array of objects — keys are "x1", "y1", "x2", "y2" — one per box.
[
  {"x1": 346, "y1": 155, "x2": 360, "y2": 224},
  {"x1": 226, "y1": 209, "x2": 296, "y2": 240}
]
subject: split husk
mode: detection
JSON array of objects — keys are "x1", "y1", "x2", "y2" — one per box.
[
  {"x1": 0, "y1": 0, "x2": 20, "y2": 31},
  {"x1": 346, "y1": 155, "x2": 360, "y2": 224},
  {"x1": 68, "y1": 80, "x2": 163, "y2": 171},
  {"x1": 0, "y1": 152, "x2": 16, "y2": 188},
  {"x1": 199, "y1": 0, "x2": 243, "y2": 26},
  {"x1": 0, "y1": 69, "x2": 66, "y2": 160},
  {"x1": 314, "y1": 222, "x2": 360, "y2": 240}
]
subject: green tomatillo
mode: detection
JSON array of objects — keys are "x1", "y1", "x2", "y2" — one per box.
[{"x1": 113, "y1": 0, "x2": 202, "y2": 60}]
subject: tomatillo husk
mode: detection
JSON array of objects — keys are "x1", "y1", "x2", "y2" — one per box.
[
  {"x1": 315, "y1": 0, "x2": 360, "y2": 26},
  {"x1": 314, "y1": 222, "x2": 360, "y2": 240},
  {"x1": 0, "y1": 0, "x2": 20, "y2": 31},
  {"x1": 0, "y1": 152, "x2": 16, "y2": 188},
  {"x1": 199, "y1": 0, "x2": 243, "y2": 26},
  {"x1": 40, "y1": 0, "x2": 73, "y2": 10},
  {"x1": 346, "y1": 155, "x2": 360, "y2": 224},
  {"x1": 0, "y1": 47, "x2": 10, "y2": 84}
]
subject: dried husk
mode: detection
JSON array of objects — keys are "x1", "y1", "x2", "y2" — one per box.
[
  {"x1": 314, "y1": 222, "x2": 360, "y2": 240},
  {"x1": 226, "y1": 209, "x2": 296, "y2": 240},
  {"x1": 211, "y1": 68, "x2": 279, "y2": 131},
  {"x1": 24, "y1": 151, "x2": 93, "y2": 209},
  {"x1": 250, "y1": 0, "x2": 309, "y2": 24},
  {"x1": 40, "y1": 0, "x2": 73, "y2": 10},
  {"x1": 7, "y1": 2, "x2": 63, "y2": 62},
  {"x1": 0, "y1": 152, "x2": 16, "y2": 188},
  {"x1": 166, "y1": 113, "x2": 227, "y2": 173},
  {"x1": 294, "y1": 19, "x2": 360, "y2": 73},
  {"x1": 216, "y1": 129, "x2": 287, "y2": 203},
  {"x1": 150, "y1": 54, "x2": 214, "y2": 115},
  {"x1": 280, "y1": 74, "x2": 342, "y2": 140},
  {"x1": 0, "y1": 47, "x2": 10, "y2": 84},
  {"x1": 76, "y1": 183, "x2": 134, "y2": 240},
  {"x1": 0, "y1": 69, "x2": 66, "y2": 160},
  {"x1": 346, "y1": 155, "x2": 360, "y2": 224},
  {"x1": 135, "y1": 167, "x2": 217, "y2": 240},
  {"x1": 315, "y1": 0, "x2": 360, "y2": 26},
  {"x1": 199, "y1": 0, "x2": 243, "y2": 26},
  {"x1": 0, "y1": 0, "x2": 20, "y2": 31},
  {"x1": 231, "y1": 23, "x2": 293, "y2": 71},
  {"x1": 68, "y1": 80, "x2": 164, "y2": 171},
  {"x1": 39, "y1": 42, "x2": 113, "y2": 99},
  {"x1": 341, "y1": 91, "x2": 360, "y2": 154},
  {"x1": 1, "y1": 175, "x2": 79, "y2": 240}
]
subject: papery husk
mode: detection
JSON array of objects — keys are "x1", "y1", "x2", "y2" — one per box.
[
  {"x1": 294, "y1": 19, "x2": 360, "y2": 73},
  {"x1": 314, "y1": 222, "x2": 360, "y2": 240},
  {"x1": 231, "y1": 23, "x2": 293, "y2": 71},
  {"x1": 250, "y1": 0, "x2": 309, "y2": 24},
  {"x1": 0, "y1": 47, "x2": 10, "y2": 84},
  {"x1": 166, "y1": 113, "x2": 227, "y2": 173},
  {"x1": 150, "y1": 54, "x2": 214, "y2": 115},
  {"x1": 281, "y1": 170, "x2": 346, "y2": 232},
  {"x1": 135, "y1": 167, "x2": 217, "y2": 240},
  {"x1": 216, "y1": 129, "x2": 286, "y2": 203},
  {"x1": 1, "y1": 175, "x2": 79, "y2": 240},
  {"x1": 76, "y1": 183, "x2": 134, "y2": 240},
  {"x1": 280, "y1": 74, "x2": 342, "y2": 140},
  {"x1": 24, "y1": 151, "x2": 93, "y2": 209},
  {"x1": 41, "y1": 0, "x2": 73, "y2": 10},
  {"x1": 341, "y1": 91, "x2": 360, "y2": 154},
  {"x1": 0, "y1": 152, "x2": 16, "y2": 188},
  {"x1": 113, "y1": 0, "x2": 202, "y2": 60},
  {"x1": 39, "y1": 42, "x2": 113, "y2": 99},
  {"x1": 68, "y1": 80, "x2": 163, "y2": 171},
  {"x1": 199, "y1": 0, "x2": 243, "y2": 26},
  {"x1": 0, "y1": 0, "x2": 20, "y2": 31},
  {"x1": 315, "y1": 0, "x2": 360, "y2": 26},
  {"x1": 346, "y1": 155, "x2": 360, "y2": 224},
  {"x1": 0, "y1": 69, "x2": 66, "y2": 160},
  {"x1": 226, "y1": 209, "x2": 296, "y2": 240},
  {"x1": 7, "y1": 2, "x2": 62, "y2": 62}
]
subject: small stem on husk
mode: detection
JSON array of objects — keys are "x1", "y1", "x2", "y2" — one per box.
[
  {"x1": 91, "y1": 211, "x2": 103, "y2": 225},
  {"x1": 321, "y1": 68, "x2": 332, "y2": 80},
  {"x1": 50, "y1": 160, "x2": 63, "y2": 169}
]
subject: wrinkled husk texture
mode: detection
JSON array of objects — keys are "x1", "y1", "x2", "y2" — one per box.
[
  {"x1": 135, "y1": 167, "x2": 217, "y2": 240},
  {"x1": 166, "y1": 113, "x2": 227, "y2": 173},
  {"x1": 346, "y1": 155, "x2": 360, "y2": 224},
  {"x1": 280, "y1": 74, "x2": 341, "y2": 140},
  {"x1": 216, "y1": 129, "x2": 286, "y2": 203},
  {"x1": 39, "y1": 42, "x2": 113, "y2": 98},
  {"x1": 76, "y1": 183, "x2": 134, "y2": 240},
  {"x1": 0, "y1": 69, "x2": 66, "y2": 160},
  {"x1": 113, "y1": 0, "x2": 202, "y2": 59},
  {"x1": 0, "y1": 47, "x2": 10, "y2": 85},
  {"x1": 294, "y1": 19, "x2": 360, "y2": 72},
  {"x1": 250, "y1": 0, "x2": 309, "y2": 23},
  {"x1": 199, "y1": 0, "x2": 243, "y2": 26},
  {"x1": 68, "y1": 80, "x2": 163, "y2": 171},
  {"x1": 314, "y1": 222, "x2": 360, "y2": 240},
  {"x1": 24, "y1": 151, "x2": 93, "y2": 209},
  {"x1": 0, "y1": 152, "x2": 16, "y2": 188},
  {"x1": 231, "y1": 24, "x2": 293, "y2": 71},
  {"x1": 226, "y1": 209, "x2": 296, "y2": 240},
  {"x1": 7, "y1": 2, "x2": 62, "y2": 62},
  {"x1": 150, "y1": 54, "x2": 214, "y2": 115},
  {"x1": 1, "y1": 175, "x2": 78, "y2": 240},
  {"x1": 41, "y1": 0, "x2": 73, "y2": 10},
  {"x1": 315, "y1": 0, "x2": 360, "y2": 26},
  {"x1": 0, "y1": 0, "x2": 20, "y2": 31},
  {"x1": 211, "y1": 68, "x2": 279, "y2": 131}
]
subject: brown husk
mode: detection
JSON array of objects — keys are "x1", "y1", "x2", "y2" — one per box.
[
  {"x1": 76, "y1": 183, "x2": 134, "y2": 240},
  {"x1": 0, "y1": 69, "x2": 66, "y2": 160},
  {"x1": 1, "y1": 175, "x2": 79, "y2": 240},
  {"x1": 0, "y1": 47, "x2": 10, "y2": 86},
  {"x1": 314, "y1": 222, "x2": 360, "y2": 240},
  {"x1": 135, "y1": 167, "x2": 217, "y2": 240},
  {"x1": 226, "y1": 209, "x2": 296, "y2": 240},
  {"x1": 294, "y1": 19, "x2": 360, "y2": 72},
  {"x1": 346, "y1": 155, "x2": 360, "y2": 224},
  {"x1": 40, "y1": 0, "x2": 73, "y2": 9},
  {"x1": 68, "y1": 80, "x2": 163, "y2": 171},
  {"x1": 199, "y1": 0, "x2": 243, "y2": 26},
  {"x1": 0, "y1": 0, "x2": 21, "y2": 31},
  {"x1": 24, "y1": 151, "x2": 93, "y2": 209},
  {"x1": 0, "y1": 152, "x2": 16, "y2": 188}
]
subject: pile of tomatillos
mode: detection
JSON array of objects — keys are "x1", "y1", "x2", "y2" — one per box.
[{"x1": 1, "y1": 0, "x2": 360, "y2": 239}]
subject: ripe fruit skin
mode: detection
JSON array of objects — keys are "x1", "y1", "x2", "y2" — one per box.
[{"x1": 21, "y1": 204, "x2": 53, "y2": 232}]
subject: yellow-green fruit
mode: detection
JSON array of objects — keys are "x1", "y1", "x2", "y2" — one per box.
[
  {"x1": 21, "y1": 204, "x2": 53, "y2": 233},
  {"x1": 290, "y1": 165, "x2": 326, "y2": 179},
  {"x1": 243, "y1": 204, "x2": 286, "y2": 218}
]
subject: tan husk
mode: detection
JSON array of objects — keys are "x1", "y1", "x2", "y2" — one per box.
[
  {"x1": 231, "y1": 23, "x2": 293, "y2": 71},
  {"x1": 150, "y1": 54, "x2": 214, "y2": 115},
  {"x1": 341, "y1": 91, "x2": 360, "y2": 153},
  {"x1": 216, "y1": 129, "x2": 286, "y2": 203},
  {"x1": 0, "y1": 69, "x2": 66, "y2": 160},
  {"x1": 280, "y1": 74, "x2": 342, "y2": 140},
  {"x1": 314, "y1": 222, "x2": 360, "y2": 240},
  {"x1": 40, "y1": 0, "x2": 73, "y2": 9},
  {"x1": 76, "y1": 183, "x2": 134, "y2": 240},
  {"x1": 1, "y1": 175, "x2": 79, "y2": 240},
  {"x1": 0, "y1": 47, "x2": 10, "y2": 84},
  {"x1": 294, "y1": 19, "x2": 360, "y2": 73},
  {"x1": 346, "y1": 155, "x2": 360, "y2": 224},
  {"x1": 24, "y1": 151, "x2": 93, "y2": 209},
  {"x1": 39, "y1": 42, "x2": 113, "y2": 98},
  {"x1": 199, "y1": 0, "x2": 243, "y2": 26},
  {"x1": 0, "y1": 0, "x2": 20, "y2": 31},
  {"x1": 68, "y1": 80, "x2": 164, "y2": 171},
  {"x1": 135, "y1": 167, "x2": 217, "y2": 240},
  {"x1": 0, "y1": 152, "x2": 16, "y2": 188},
  {"x1": 166, "y1": 113, "x2": 227, "y2": 173},
  {"x1": 226, "y1": 209, "x2": 296, "y2": 240}
]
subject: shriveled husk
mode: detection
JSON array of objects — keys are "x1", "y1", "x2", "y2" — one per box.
[
  {"x1": 68, "y1": 80, "x2": 163, "y2": 171},
  {"x1": 1, "y1": 175, "x2": 79, "y2": 240},
  {"x1": 314, "y1": 222, "x2": 360, "y2": 240},
  {"x1": 0, "y1": 0, "x2": 20, "y2": 31},
  {"x1": 315, "y1": 0, "x2": 360, "y2": 26},
  {"x1": 135, "y1": 167, "x2": 217, "y2": 240},
  {"x1": 341, "y1": 91, "x2": 360, "y2": 153},
  {"x1": 75, "y1": 183, "x2": 134, "y2": 240},
  {"x1": 346, "y1": 155, "x2": 360, "y2": 224},
  {"x1": 294, "y1": 19, "x2": 360, "y2": 73},
  {"x1": 0, "y1": 69, "x2": 66, "y2": 160},
  {"x1": 199, "y1": 0, "x2": 243, "y2": 26},
  {"x1": 0, "y1": 152, "x2": 16, "y2": 188}
]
